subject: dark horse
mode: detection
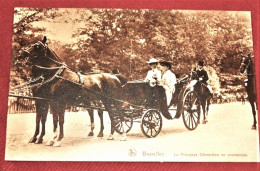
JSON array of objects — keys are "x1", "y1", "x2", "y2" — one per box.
[
  {"x1": 190, "y1": 70, "x2": 212, "y2": 124},
  {"x1": 240, "y1": 54, "x2": 258, "y2": 129},
  {"x1": 16, "y1": 37, "x2": 126, "y2": 146}
]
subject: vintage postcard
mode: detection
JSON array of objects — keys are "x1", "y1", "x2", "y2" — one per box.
[{"x1": 5, "y1": 8, "x2": 259, "y2": 162}]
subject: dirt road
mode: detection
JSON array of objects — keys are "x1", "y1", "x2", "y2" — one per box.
[{"x1": 5, "y1": 102, "x2": 259, "y2": 162}]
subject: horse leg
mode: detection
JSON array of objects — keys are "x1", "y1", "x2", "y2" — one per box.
[
  {"x1": 97, "y1": 110, "x2": 104, "y2": 137},
  {"x1": 87, "y1": 109, "x2": 95, "y2": 137},
  {"x1": 201, "y1": 100, "x2": 208, "y2": 124},
  {"x1": 102, "y1": 102, "x2": 116, "y2": 140},
  {"x1": 46, "y1": 111, "x2": 58, "y2": 146},
  {"x1": 249, "y1": 100, "x2": 257, "y2": 130},
  {"x1": 53, "y1": 104, "x2": 66, "y2": 147},
  {"x1": 29, "y1": 101, "x2": 48, "y2": 143},
  {"x1": 29, "y1": 116, "x2": 40, "y2": 143},
  {"x1": 35, "y1": 108, "x2": 48, "y2": 144},
  {"x1": 206, "y1": 98, "x2": 211, "y2": 116},
  {"x1": 106, "y1": 109, "x2": 115, "y2": 140}
]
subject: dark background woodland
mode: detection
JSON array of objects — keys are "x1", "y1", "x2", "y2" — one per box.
[{"x1": 10, "y1": 8, "x2": 254, "y2": 100}]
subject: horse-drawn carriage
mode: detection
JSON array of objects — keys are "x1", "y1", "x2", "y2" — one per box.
[
  {"x1": 11, "y1": 37, "x2": 202, "y2": 146},
  {"x1": 113, "y1": 77, "x2": 201, "y2": 138}
]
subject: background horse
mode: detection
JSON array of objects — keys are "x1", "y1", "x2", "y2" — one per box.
[
  {"x1": 16, "y1": 36, "x2": 126, "y2": 146},
  {"x1": 240, "y1": 54, "x2": 258, "y2": 129},
  {"x1": 190, "y1": 70, "x2": 212, "y2": 124}
]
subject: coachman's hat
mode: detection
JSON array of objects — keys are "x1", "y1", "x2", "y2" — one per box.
[{"x1": 198, "y1": 61, "x2": 204, "y2": 66}]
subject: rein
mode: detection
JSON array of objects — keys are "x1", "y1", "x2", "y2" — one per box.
[
  {"x1": 34, "y1": 64, "x2": 66, "y2": 70},
  {"x1": 55, "y1": 75, "x2": 147, "y2": 109},
  {"x1": 11, "y1": 65, "x2": 66, "y2": 92},
  {"x1": 15, "y1": 42, "x2": 149, "y2": 109},
  {"x1": 10, "y1": 75, "x2": 44, "y2": 92}
]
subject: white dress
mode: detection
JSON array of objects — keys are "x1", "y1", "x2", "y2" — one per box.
[
  {"x1": 144, "y1": 68, "x2": 161, "y2": 87},
  {"x1": 160, "y1": 70, "x2": 177, "y2": 106}
]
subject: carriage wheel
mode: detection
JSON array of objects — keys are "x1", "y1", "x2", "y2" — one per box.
[
  {"x1": 182, "y1": 90, "x2": 200, "y2": 130},
  {"x1": 115, "y1": 113, "x2": 133, "y2": 134},
  {"x1": 141, "y1": 109, "x2": 162, "y2": 138}
]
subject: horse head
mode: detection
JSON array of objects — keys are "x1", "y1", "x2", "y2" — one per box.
[
  {"x1": 190, "y1": 69, "x2": 199, "y2": 80},
  {"x1": 240, "y1": 54, "x2": 251, "y2": 75},
  {"x1": 15, "y1": 37, "x2": 48, "y2": 66},
  {"x1": 16, "y1": 36, "x2": 61, "y2": 68}
]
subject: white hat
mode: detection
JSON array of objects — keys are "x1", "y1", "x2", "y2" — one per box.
[{"x1": 146, "y1": 58, "x2": 158, "y2": 64}]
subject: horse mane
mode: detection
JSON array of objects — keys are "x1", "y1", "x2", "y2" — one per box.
[
  {"x1": 247, "y1": 56, "x2": 255, "y2": 75},
  {"x1": 46, "y1": 46, "x2": 62, "y2": 63}
]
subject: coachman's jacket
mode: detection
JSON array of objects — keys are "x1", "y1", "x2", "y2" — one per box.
[{"x1": 196, "y1": 69, "x2": 209, "y2": 84}]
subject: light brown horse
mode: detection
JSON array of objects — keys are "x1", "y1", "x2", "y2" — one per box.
[{"x1": 16, "y1": 36, "x2": 127, "y2": 146}]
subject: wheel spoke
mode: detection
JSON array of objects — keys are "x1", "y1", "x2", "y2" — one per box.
[
  {"x1": 185, "y1": 113, "x2": 189, "y2": 123},
  {"x1": 191, "y1": 115, "x2": 196, "y2": 128},
  {"x1": 190, "y1": 115, "x2": 194, "y2": 128},
  {"x1": 125, "y1": 122, "x2": 131, "y2": 129},
  {"x1": 193, "y1": 112, "x2": 198, "y2": 119},
  {"x1": 184, "y1": 111, "x2": 189, "y2": 118},
  {"x1": 119, "y1": 123, "x2": 122, "y2": 131},
  {"x1": 145, "y1": 127, "x2": 150, "y2": 134},
  {"x1": 153, "y1": 128, "x2": 158, "y2": 135},
  {"x1": 189, "y1": 115, "x2": 191, "y2": 128}
]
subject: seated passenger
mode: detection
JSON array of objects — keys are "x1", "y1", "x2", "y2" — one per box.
[
  {"x1": 144, "y1": 58, "x2": 161, "y2": 87},
  {"x1": 158, "y1": 60, "x2": 177, "y2": 106}
]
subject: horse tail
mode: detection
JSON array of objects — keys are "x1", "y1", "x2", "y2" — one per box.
[{"x1": 115, "y1": 74, "x2": 128, "y2": 85}]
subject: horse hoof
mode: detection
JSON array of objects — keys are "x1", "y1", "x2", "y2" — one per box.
[
  {"x1": 97, "y1": 133, "x2": 104, "y2": 137},
  {"x1": 120, "y1": 134, "x2": 127, "y2": 141},
  {"x1": 35, "y1": 138, "x2": 43, "y2": 144},
  {"x1": 251, "y1": 126, "x2": 257, "y2": 130},
  {"x1": 107, "y1": 135, "x2": 114, "y2": 140},
  {"x1": 53, "y1": 141, "x2": 61, "y2": 147},
  {"x1": 202, "y1": 120, "x2": 208, "y2": 124},
  {"x1": 88, "y1": 132, "x2": 94, "y2": 137},
  {"x1": 29, "y1": 137, "x2": 37, "y2": 143},
  {"x1": 46, "y1": 140, "x2": 54, "y2": 146}
]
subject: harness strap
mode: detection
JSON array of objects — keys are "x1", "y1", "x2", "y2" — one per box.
[
  {"x1": 34, "y1": 65, "x2": 64, "y2": 70},
  {"x1": 11, "y1": 75, "x2": 44, "y2": 91},
  {"x1": 76, "y1": 72, "x2": 84, "y2": 85},
  {"x1": 55, "y1": 75, "x2": 146, "y2": 109},
  {"x1": 11, "y1": 65, "x2": 66, "y2": 92},
  {"x1": 127, "y1": 79, "x2": 145, "y2": 83}
]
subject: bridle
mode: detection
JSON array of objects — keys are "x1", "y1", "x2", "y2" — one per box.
[
  {"x1": 20, "y1": 41, "x2": 65, "y2": 68},
  {"x1": 240, "y1": 56, "x2": 250, "y2": 69},
  {"x1": 12, "y1": 42, "x2": 68, "y2": 92},
  {"x1": 240, "y1": 56, "x2": 254, "y2": 76}
]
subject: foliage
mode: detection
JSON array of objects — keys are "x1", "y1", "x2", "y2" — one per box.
[{"x1": 11, "y1": 8, "x2": 253, "y2": 97}]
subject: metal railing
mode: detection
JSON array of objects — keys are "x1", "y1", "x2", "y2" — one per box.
[{"x1": 8, "y1": 97, "x2": 36, "y2": 114}]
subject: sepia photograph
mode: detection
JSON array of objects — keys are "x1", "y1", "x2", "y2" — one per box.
[{"x1": 5, "y1": 8, "x2": 259, "y2": 162}]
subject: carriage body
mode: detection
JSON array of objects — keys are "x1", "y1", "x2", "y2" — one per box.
[{"x1": 114, "y1": 77, "x2": 201, "y2": 137}]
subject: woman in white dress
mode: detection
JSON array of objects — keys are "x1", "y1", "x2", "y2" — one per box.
[
  {"x1": 158, "y1": 60, "x2": 177, "y2": 106},
  {"x1": 144, "y1": 58, "x2": 161, "y2": 87}
]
